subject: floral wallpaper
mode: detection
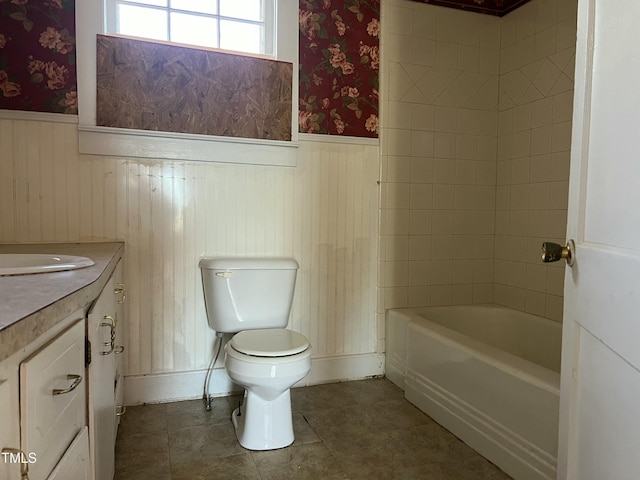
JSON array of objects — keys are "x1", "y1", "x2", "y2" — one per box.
[
  {"x1": 411, "y1": 0, "x2": 532, "y2": 16},
  {"x1": 299, "y1": 0, "x2": 380, "y2": 138},
  {"x1": 0, "y1": 0, "x2": 77, "y2": 114}
]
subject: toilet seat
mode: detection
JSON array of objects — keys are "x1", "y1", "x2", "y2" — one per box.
[{"x1": 230, "y1": 329, "x2": 309, "y2": 357}]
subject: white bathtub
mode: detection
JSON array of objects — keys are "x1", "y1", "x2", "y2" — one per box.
[{"x1": 386, "y1": 305, "x2": 561, "y2": 480}]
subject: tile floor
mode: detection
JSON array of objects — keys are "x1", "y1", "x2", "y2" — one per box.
[{"x1": 114, "y1": 378, "x2": 511, "y2": 479}]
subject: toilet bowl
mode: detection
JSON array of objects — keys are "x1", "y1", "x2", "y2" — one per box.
[{"x1": 224, "y1": 328, "x2": 312, "y2": 450}]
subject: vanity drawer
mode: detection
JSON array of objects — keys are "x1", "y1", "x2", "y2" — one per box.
[{"x1": 20, "y1": 320, "x2": 86, "y2": 480}]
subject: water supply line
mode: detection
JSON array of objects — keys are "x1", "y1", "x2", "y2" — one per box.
[{"x1": 202, "y1": 331, "x2": 225, "y2": 411}]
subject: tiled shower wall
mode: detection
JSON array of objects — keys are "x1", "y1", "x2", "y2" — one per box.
[
  {"x1": 494, "y1": 0, "x2": 576, "y2": 320},
  {"x1": 379, "y1": 1, "x2": 501, "y2": 314},
  {"x1": 379, "y1": 0, "x2": 576, "y2": 326}
]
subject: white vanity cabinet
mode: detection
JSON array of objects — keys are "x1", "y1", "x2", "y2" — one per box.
[
  {"x1": 87, "y1": 260, "x2": 125, "y2": 480},
  {"x1": 1, "y1": 312, "x2": 90, "y2": 480},
  {"x1": 0, "y1": 243, "x2": 124, "y2": 480},
  {"x1": 20, "y1": 320, "x2": 89, "y2": 480}
]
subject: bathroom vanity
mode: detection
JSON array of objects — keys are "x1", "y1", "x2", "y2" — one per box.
[{"x1": 0, "y1": 242, "x2": 125, "y2": 480}]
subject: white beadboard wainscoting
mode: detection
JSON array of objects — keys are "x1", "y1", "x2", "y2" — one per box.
[{"x1": 0, "y1": 118, "x2": 381, "y2": 403}]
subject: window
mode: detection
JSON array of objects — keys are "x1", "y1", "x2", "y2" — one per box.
[
  {"x1": 105, "y1": 0, "x2": 275, "y2": 55},
  {"x1": 76, "y1": 0, "x2": 299, "y2": 161}
]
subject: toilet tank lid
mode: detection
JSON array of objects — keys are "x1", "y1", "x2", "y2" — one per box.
[{"x1": 199, "y1": 257, "x2": 299, "y2": 270}]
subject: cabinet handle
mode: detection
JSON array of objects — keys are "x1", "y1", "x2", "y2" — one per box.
[
  {"x1": 116, "y1": 405, "x2": 127, "y2": 417},
  {"x1": 52, "y1": 374, "x2": 83, "y2": 396},
  {"x1": 1, "y1": 447, "x2": 30, "y2": 479},
  {"x1": 114, "y1": 283, "x2": 126, "y2": 304},
  {"x1": 100, "y1": 316, "x2": 115, "y2": 355},
  {"x1": 114, "y1": 345, "x2": 125, "y2": 354}
]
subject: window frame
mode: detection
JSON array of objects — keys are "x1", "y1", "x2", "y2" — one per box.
[{"x1": 76, "y1": 0, "x2": 299, "y2": 165}]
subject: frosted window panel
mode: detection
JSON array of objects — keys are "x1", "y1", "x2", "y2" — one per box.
[
  {"x1": 220, "y1": 21, "x2": 262, "y2": 53},
  {"x1": 170, "y1": 13, "x2": 218, "y2": 48},
  {"x1": 170, "y1": 0, "x2": 217, "y2": 15},
  {"x1": 118, "y1": 5, "x2": 168, "y2": 41},
  {"x1": 220, "y1": 0, "x2": 263, "y2": 21}
]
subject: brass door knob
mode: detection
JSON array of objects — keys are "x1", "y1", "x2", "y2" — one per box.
[{"x1": 541, "y1": 240, "x2": 575, "y2": 267}]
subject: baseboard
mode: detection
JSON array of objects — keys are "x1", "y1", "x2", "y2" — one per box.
[{"x1": 124, "y1": 352, "x2": 385, "y2": 405}]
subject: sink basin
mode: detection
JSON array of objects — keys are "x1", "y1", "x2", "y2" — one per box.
[{"x1": 0, "y1": 254, "x2": 95, "y2": 276}]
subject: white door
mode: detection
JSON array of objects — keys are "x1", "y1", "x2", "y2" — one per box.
[{"x1": 557, "y1": 1, "x2": 640, "y2": 479}]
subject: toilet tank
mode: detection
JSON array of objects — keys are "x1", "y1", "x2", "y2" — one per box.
[{"x1": 199, "y1": 257, "x2": 299, "y2": 333}]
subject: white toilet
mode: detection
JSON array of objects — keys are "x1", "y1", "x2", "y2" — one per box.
[{"x1": 198, "y1": 257, "x2": 312, "y2": 450}]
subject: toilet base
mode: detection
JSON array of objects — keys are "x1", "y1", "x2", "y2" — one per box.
[{"x1": 231, "y1": 389, "x2": 295, "y2": 451}]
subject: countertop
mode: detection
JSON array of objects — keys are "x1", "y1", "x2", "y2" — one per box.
[{"x1": 0, "y1": 242, "x2": 124, "y2": 362}]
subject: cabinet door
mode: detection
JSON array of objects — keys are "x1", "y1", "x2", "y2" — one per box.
[
  {"x1": 112, "y1": 261, "x2": 126, "y2": 435},
  {"x1": 113, "y1": 261, "x2": 126, "y2": 377},
  {"x1": 20, "y1": 320, "x2": 86, "y2": 480},
  {"x1": 87, "y1": 276, "x2": 116, "y2": 480},
  {"x1": 0, "y1": 371, "x2": 20, "y2": 480},
  {"x1": 46, "y1": 427, "x2": 91, "y2": 480}
]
